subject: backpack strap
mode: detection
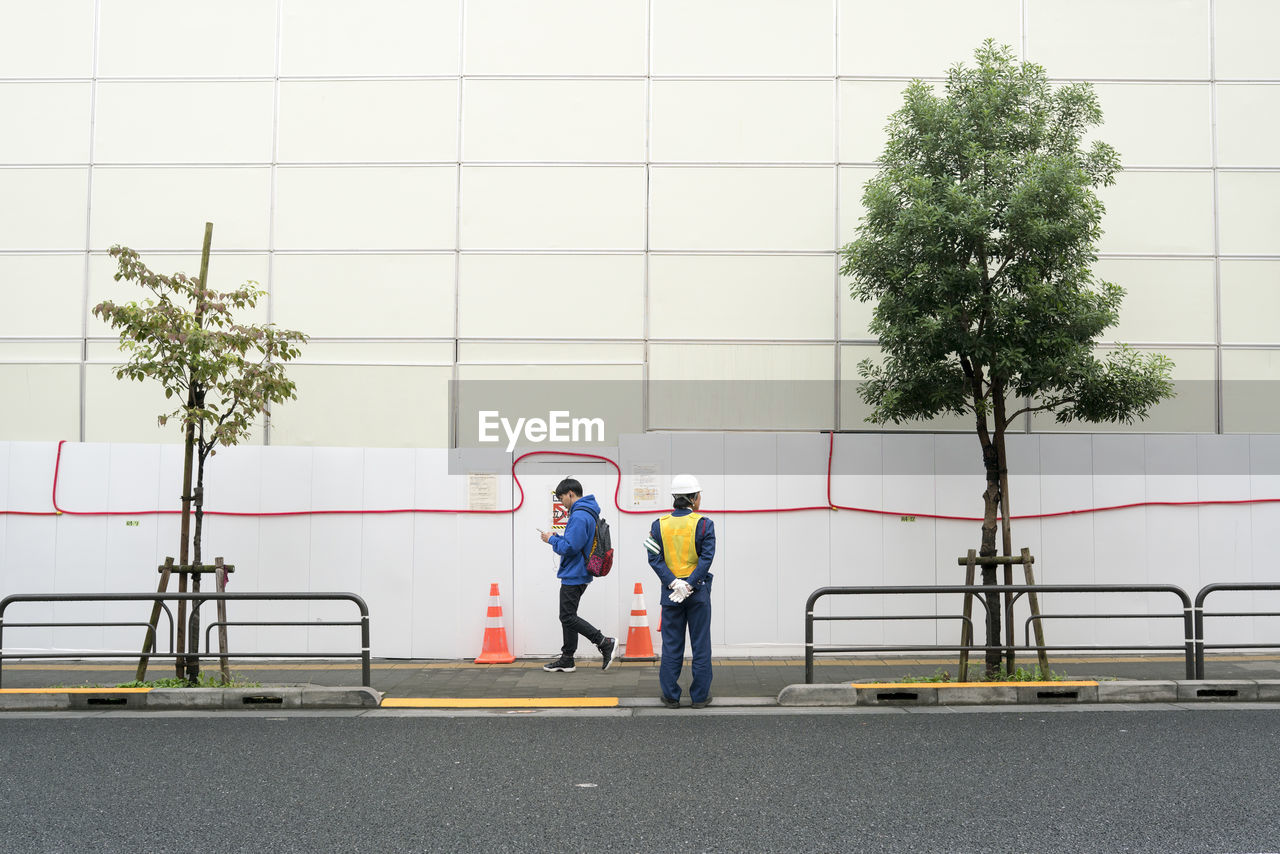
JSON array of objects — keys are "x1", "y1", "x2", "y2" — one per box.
[{"x1": 575, "y1": 503, "x2": 599, "y2": 550}]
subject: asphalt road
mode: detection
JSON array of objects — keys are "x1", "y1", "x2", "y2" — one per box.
[{"x1": 1, "y1": 707, "x2": 1278, "y2": 853}]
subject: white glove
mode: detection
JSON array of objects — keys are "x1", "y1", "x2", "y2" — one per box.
[{"x1": 668, "y1": 579, "x2": 693, "y2": 603}]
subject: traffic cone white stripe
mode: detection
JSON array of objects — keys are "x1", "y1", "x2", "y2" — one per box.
[
  {"x1": 622, "y1": 582, "x2": 657, "y2": 660},
  {"x1": 630, "y1": 591, "x2": 650, "y2": 626}
]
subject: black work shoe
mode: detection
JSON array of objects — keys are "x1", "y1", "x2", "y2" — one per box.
[
  {"x1": 691, "y1": 696, "x2": 712, "y2": 709},
  {"x1": 661, "y1": 696, "x2": 680, "y2": 709},
  {"x1": 542, "y1": 657, "x2": 576, "y2": 672},
  {"x1": 599, "y1": 637, "x2": 618, "y2": 671}
]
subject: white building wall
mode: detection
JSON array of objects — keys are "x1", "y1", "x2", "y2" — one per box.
[{"x1": 1, "y1": 0, "x2": 1278, "y2": 444}]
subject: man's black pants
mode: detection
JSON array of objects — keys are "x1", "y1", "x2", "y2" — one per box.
[{"x1": 559, "y1": 583, "x2": 604, "y2": 658}]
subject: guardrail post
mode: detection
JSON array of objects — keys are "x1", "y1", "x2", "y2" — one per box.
[
  {"x1": 959, "y1": 551, "x2": 975, "y2": 681},
  {"x1": 804, "y1": 589, "x2": 821, "y2": 685},
  {"x1": 361, "y1": 611, "x2": 371, "y2": 688},
  {"x1": 0, "y1": 598, "x2": 6, "y2": 689},
  {"x1": 1185, "y1": 604, "x2": 1198, "y2": 680},
  {"x1": 1194, "y1": 586, "x2": 1209, "y2": 679},
  {"x1": 804, "y1": 611, "x2": 813, "y2": 685}
]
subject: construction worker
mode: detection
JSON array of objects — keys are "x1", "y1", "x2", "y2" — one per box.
[{"x1": 645, "y1": 473, "x2": 716, "y2": 708}]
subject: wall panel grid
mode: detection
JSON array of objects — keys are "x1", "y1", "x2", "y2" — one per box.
[{"x1": 1, "y1": 0, "x2": 1279, "y2": 446}]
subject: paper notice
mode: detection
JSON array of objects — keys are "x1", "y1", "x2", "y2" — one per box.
[
  {"x1": 468, "y1": 473, "x2": 498, "y2": 511},
  {"x1": 632, "y1": 463, "x2": 660, "y2": 507}
]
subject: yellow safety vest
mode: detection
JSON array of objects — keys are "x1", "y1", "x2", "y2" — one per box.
[{"x1": 659, "y1": 512, "x2": 703, "y2": 578}]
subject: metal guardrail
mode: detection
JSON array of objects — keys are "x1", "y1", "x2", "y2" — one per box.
[
  {"x1": 1194, "y1": 583, "x2": 1280, "y2": 679},
  {"x1": 0, "y1": 592, "x2": 371, "y2": 688},
  {"x1": 804, "y1": 584, "x2": 1196, "y2": 683},
  {"x1": 1023, "y1": 612, "x2": 1187, "y2": 648}
]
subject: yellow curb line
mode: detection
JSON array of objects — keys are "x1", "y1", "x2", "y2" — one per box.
[
  {"x1": 853, "y1": 681, "x2": 1099, "y2": 689},
  {"x1": 381, "y1": 697, "x2": 619, "y2": 708},
  {"x1": 0, "y1": 687, "x2": 153, "y2": 694}
]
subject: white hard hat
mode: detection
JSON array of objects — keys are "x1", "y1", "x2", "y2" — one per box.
[{"x1": 670, "y1": 473, "x2": 701, "y2": 495}]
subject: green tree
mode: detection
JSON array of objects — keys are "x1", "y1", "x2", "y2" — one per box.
[
  {"x1": 840, "y1": 42, "x2": 1174, "y2": 673},
  {"x1": 94, "y1": 224, "x2": 307, "y2": 678}
]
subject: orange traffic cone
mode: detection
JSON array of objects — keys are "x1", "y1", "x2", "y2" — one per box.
[
  {"x1": 622, "y1": 582, "x2": 658, "y2": 661},
  {"x1": 475, "y1": 582, "x2": 515, "y2": 664}
]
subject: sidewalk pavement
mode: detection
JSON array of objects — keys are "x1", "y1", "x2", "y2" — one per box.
[{"x1": 5, "y1": 653, "x2": 1279, "y2": 700}]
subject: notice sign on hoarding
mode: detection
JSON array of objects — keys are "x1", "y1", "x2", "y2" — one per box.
[
  {"x1": 551, "y1": 493, "x2": 569, "y2": 530},
  {"x1": 468, "y1": 473, "x2": 498, "y2": 511},
  {"x1": 631, "y1": 463, "x2": 660, "y2": 507}
]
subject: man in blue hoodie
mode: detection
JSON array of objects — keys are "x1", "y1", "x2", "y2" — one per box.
[{"x1": 539, "y1": 477, "x2": 617, "y2": 673}]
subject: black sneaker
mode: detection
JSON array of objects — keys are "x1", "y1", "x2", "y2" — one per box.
[
  {"x1": 599, "y1": 637, "x2": 618, "y2": 671},
  {"x1": 691, "y1": 696, "x2": 712, "y2": 709},
  {"x1": 542, "y1": 657, "x2": 575, "y2": 672},
  {"x1": 661, "y1": 696, "x2": 680, "y2": 709}
]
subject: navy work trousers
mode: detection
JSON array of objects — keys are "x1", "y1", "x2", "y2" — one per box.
[{"x1": 659, "y1": 576, "x2": 712, "y2": 703}]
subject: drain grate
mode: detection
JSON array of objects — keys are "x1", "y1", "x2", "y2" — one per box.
[{"x1": 1037, "y1": 691, "x2": 1079, "y2": 700}]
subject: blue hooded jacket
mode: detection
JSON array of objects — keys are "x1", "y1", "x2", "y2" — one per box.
[{"x1": 549, "y1": 494, "x2": 600, "y2": 585}]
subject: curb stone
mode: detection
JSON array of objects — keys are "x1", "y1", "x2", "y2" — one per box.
[
  {"x1": 0, "y1": 686, "x2": 381, "y2": 712},
  {"x1": 1176, "y1": 681, "x2": 1258, "y2": 702},
  {"x1": 1015, "y1": 683, "x2": 1098, "y2": 703},
  {"x1": 777, "y1": 684, "x2": 859, "y2": 706},
  {"x1": 855, "y1": 685, "x2": 941, "y2": 706},
  {"x1": 1096, "y1": 681, "x2": 1178, "y2": 703},
  {"x1": 1257, "y1": 681, "x2": 1280, "y2": 701},
  {"x1": 777, "y1": 680, "x2": 1280, "y2": 707},
  {"x1": 0, "y1": 693, "x2": 72, "y2": 711},
  {"x1": 934, "y1": 685, "x2": 1018, "y2": 705}
]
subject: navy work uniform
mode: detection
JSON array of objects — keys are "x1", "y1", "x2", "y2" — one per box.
[{"x1": 646, "y1": 508, "x2": 716, "y2": 705}]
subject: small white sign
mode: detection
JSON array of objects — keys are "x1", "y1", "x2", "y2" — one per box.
[
  {"x1": 632, "y1": 463, "x2": 660, "y2": 508},
  {"x1": 467, "y1": 473, "x2": 498, "y2": 511}
]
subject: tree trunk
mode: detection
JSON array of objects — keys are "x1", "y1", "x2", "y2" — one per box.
[
  {"x1": 175, "y1": 414, "x2": 195, "y2": 678},
  {"x1": 964, "y1": 357, "x2": 1003, "y2": 677},
  {"x1": 186, "y1": 439, "x2": 207, "y2": 684},
  {"x1": 979, "y1": 437, "x2": 1003, "y2": 676},
  {"x1": 992, "y1": 390, "x2": 1015, "y2": 671}
]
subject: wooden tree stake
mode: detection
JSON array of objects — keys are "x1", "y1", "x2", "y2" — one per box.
[
  {"x1": 215, "y1": 557, "x2": 231, "y2": 684},
  {"x1": 135, "y1": 557, "x2": 174, "y2": 682}
]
